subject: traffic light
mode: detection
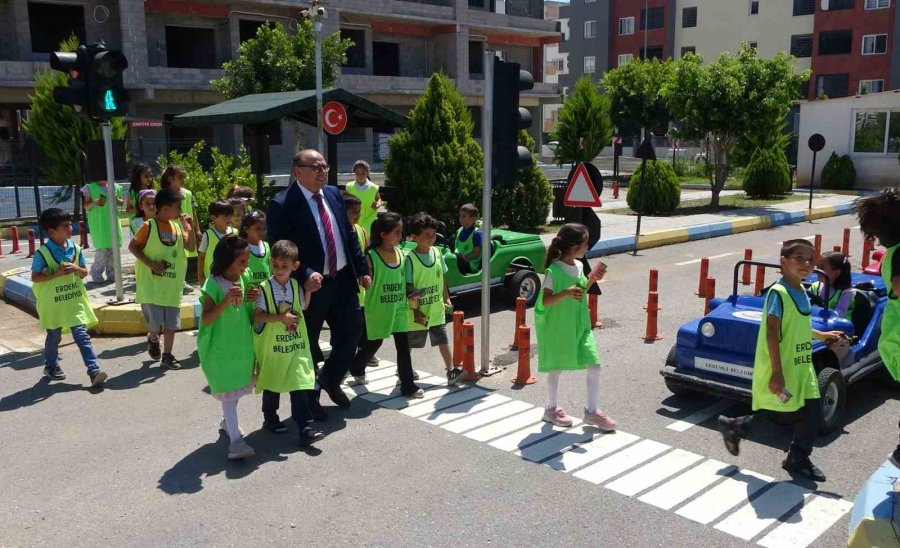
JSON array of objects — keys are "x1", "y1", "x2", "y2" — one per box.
[
  {"x1": 491, "y1": 57, "x2": 534, "y2": 187},
  {"x1": 49, "y1": 42, "x2": 128, "y2": 121}
]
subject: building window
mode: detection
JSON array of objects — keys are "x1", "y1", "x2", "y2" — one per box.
[
  {"x1": 865, "y1": 0, "x2": 890, "y2": 8},
  {"x1": 818, "y1": 30, "x2": 853, "y2": 55},
  {"x1": 166, "y1": 26, "x2": 216, "y2": 69},
  {"x1": 557, "y1": 59, "x2": 566, "y2": 72},
  {"x1": 617, "y1": 54, "x2": 633, "y2": 66},
  {"x1": 640, "y1": 7, "x2": 665, "y2": 30},
  {"x1": 816, "y1": 73, "x2": 849, "y2": 98},
  {"x1": 790, "y1": 34, "x2": 813, "y2": 57},
  {"x1": 852, "y1": 111, "x2": 900, "y2": 153},
  {"x1": 373, "y1": 42, "x2": 400, "y2": 77},
  {"x1": 793, "y1": 0, "x2": 816, "y2": 15},
  {"x1": 28, "y1": 2, "x2": 86, "y2": 54},
  {"x1": 826, "y1": 0, "x2": 855, "y2": 9},
  {"x1": 680, "y1": 46, "x2": 696, "y2": 57},
  {"x1": 682, "y1": 7, "x2": 698, "y2": 27},
  {"x1": 619, "y1": 17, "x2": 634, "y2": 36},
  {"x1": 748, "y1": 41, "x2": 758, "y2": 50},
  {"x1": 584, "y1": 56, "x2": 596, "y2": 74},
  {"x1": 859, "y1": 79, "x2": 885, "y2": 94},
  {"x1": 239, "y1": 20, "x2": 269, "y2": 44},
  {"x1": 342, "y1": 28, "x2": 366, "y2": 69},
  {"x1": 640, "y1": 46, "x2": 664, "y2": 60},
  {"x1": 584, "y1": 20, "x2": 597, "y2": 39},
  {"x1": 862, "y1": 34, "x2": 888, "y2": 55},
  {"x1": 469, "y1": 41, "x2": 484, "y2": 76},
  {"x1": 749, "y1": 0, "x2": 759, "y2": 15}
]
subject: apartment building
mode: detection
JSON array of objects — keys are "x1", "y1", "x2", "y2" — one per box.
[
  {"x1": 0, "y1": 0, "x2": 560, "y2": 174},
  {"x1": 541, "y1": 0, "x2": 567, "y2": 142}
]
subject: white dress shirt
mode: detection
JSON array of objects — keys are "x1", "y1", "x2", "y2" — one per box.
[{"x1": 297, "y1": 182, "x2": 347, "y2": 276}]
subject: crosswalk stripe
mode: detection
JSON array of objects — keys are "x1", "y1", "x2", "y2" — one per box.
[
  {"x1": 401, "y1": 387, "x2": 490, "y2": 419},
  {"x1": 358, "y1": 365, "x2": 403, "y2": 382},
  {"x1": 343, "y1": 374, "x2": 417, "y2": 397},
  {"x1": 756, "y1": 495, "x2": 852, "y2": 548},
  {"x1": 573, "y1": 439, "x2": 670, "y2": 485},
  {"x1": 543, "y1": 431, "x2": 640, "y2": 473},
  {"x1": 441, "y1": 400, "x2": 534, "y2": 434},
  {"x1": 676, "y1": 468, "x2": 773, "y2": 525},
  {"x1": 666, "y1": 400, "x2": 736, "y2": 432},
  {"x1": 714, "y1": 481, "x2": 810, "y2": 541},
  {"x1": 639, "y1": 459, "x2": 736, "y2": 510},
  {"x1": 605, "y1": 449, "x2": 704, "y2": 497},
  {"x1": 489, "y1": 417, "x2": 584, "y2": 453},
  {"x1": 421, "y1": 394, "x2": 511, "y2": 426},
  {"x1": 379, "y1": 384, "x2": 457, "y2": 411},
  {"x1": 465, "y1": 408, "x2": 546, "y2": 443},
  {"x1": 514, "y1": 425, "x2": 597, "y2": 463},
  {"x1": 358, "y1": 375, "x2": 446, "y2": 404}
]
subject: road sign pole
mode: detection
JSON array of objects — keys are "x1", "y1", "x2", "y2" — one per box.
[
  {"x1": 314, "y1": 20, "x2": 324, "y2": 153},
  {"x1": 102, "y1": 122, "x2": 124, "y2": 302},
  {"x1": 480, "y1": 50, "x2": 495, "y2": 376}
]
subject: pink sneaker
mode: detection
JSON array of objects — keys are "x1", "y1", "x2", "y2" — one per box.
[
  {"x1": 542, "y1": 406, "x2": 574, "y2": 427},
  {"x1": 583, "y1": 409, "x2": 617, "y2": 431}
]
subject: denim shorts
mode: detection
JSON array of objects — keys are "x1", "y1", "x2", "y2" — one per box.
[
  {"x1": 408, "y1": 323, "x2": 449, "y2": 348},
  {"x1": 141, "y1": 304, "x2": 181, "y2": 331}
]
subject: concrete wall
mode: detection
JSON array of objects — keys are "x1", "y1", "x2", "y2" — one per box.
[
  {"x1": 0, "y1": 2, "x2": 20, "y2": 61},
  {"x1": 797, "y1": 91, "x2": 900, "y2": 188}
]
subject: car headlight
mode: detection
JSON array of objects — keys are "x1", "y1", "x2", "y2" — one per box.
[{"x1": 700, "y1": 322, "x2": 716, "y2": 338}]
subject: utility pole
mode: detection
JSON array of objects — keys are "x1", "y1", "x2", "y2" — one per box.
[{"x1": 301, "y1": 0, "x2": 327, "y2": 153}]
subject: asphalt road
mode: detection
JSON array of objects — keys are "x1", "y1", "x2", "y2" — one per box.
[{"x1": 0, "y1": 215, "x2": 892, "y2": 547}]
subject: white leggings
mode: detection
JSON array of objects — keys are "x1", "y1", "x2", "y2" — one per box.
[
  {"x1": 221, "y1": 398, "x2": 243, "y2": 442},
  {"x1": 546, "y1": 366, "x2": 602, "y2": 413}
]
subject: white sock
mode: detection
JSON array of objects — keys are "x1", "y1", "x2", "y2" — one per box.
[
  {"x1": 546, "y1": 371, "x2": 561, "y2": 409},
  {"x1": 221, "y1": 399, "x2": 241, "y2": 442},
  {"x1": 585, "y1": 365, "x2": 601, "y2": 413}
]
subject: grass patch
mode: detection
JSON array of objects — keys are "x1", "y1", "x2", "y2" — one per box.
[
  {"x1": 678, "y1": 176, "x2": 743, "y2": 190},
  {"x1": 604, "y1": 192, "x2": 808, "y2": 217}
]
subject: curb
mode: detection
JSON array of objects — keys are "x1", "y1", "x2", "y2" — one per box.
[
  {"x1": 586, "y1": 201, "x2": 855, "y2": 258},
  {"x1": 848, "y1": 460, "x2": 900, "y2": 547}
]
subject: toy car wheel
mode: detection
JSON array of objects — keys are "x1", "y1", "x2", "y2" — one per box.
[
  {"x1": 663, "y1": 345, "x2": 693, "y2": 396},
  {"x1": 506, "y1": 270, "x2": 541, "y2": 306},
  {"x1": 817, "y1": 367, "x2": 846, "y2": 434}
]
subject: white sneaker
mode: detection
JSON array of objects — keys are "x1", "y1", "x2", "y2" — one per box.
[
  {"x1": 227, "y1": 438, "x2": 255, "y2": 460},
  {"x1": 219, "y1": 419, "x2": 244, "y2": 437},
  {"x1": 351, "y1": 375, "x2": 368, "y2": 385}
]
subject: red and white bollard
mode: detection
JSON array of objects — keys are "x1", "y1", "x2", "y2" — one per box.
[
  {"x1": 9, "y1": 226, "x2": 20, "y2": 254},
  {"x1": 695, "y1": 257, "x2": 709, "y2": 297},
  {"x1": 642, "y1": 291, "x2": 663, "y2": 341},
  {"x1": 704, "y1": 277, "x2": 716, "y2": 315},
  {"x1": 509, "y1": 297, "x2": 526, "y2": 350},
  {"x1": 511, "y1": 325, "x2": 536, "y2": 385},
  {"x1": 741, "y1": 249, "x2": 752, "y2": 285}
]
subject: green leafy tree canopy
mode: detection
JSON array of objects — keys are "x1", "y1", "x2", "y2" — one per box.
[
  {"x1": 551, "y1": 76, "x2": 613, "y2": 165},
  {"x1": 601, "y1": 58, "x2": 673, "y2": 134},
  {"x1": 493, "y1": 130, "x2": 553, "y2": 230}
]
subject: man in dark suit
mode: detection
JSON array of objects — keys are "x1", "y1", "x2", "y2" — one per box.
[{"x1": 267, "y1": 149, "x2": 371, "y2": 418}]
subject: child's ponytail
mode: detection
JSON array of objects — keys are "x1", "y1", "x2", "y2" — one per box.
[
  {"x1": 820, "y1": 251, "x2": 852, "y2": 290},
  {"x1": 160, "y1": 165, "x2": 186, "y2": 189},
  {"x1": 544, "y1": 223, "x2": 589, "y2": 269}
]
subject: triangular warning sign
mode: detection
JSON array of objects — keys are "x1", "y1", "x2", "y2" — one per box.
[{"x1": 564, "y1": 162, "x2": 602, "y2": 207}]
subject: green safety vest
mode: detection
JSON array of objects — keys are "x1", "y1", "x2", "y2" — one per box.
[
  {"x1": 33, "y1": 243, "x2": 97, "y2": 331},
  {"x1": 253, "y1": 277, "x2": 315, "y2": 393},
  {"x1": 454, "y1": 227, "x2": 481, "y2": 273},
  {"x1": 135, "y1": 219, "x2": 187, "y2": 308},
  {"x1": 197, "y1": 276, "x2": 255, "y2": 394},
  {"x1": 534, "y1": 261, "x2": 600, "y2": 372},
  {"x1": 354, "y1": 224, "x2": 368, "y2": 306},
  {"x1": 346, "y1": 181, "x2": 379, "y2": 235},
  {"x1": 364, "y1": 247, "x2": 408, "y2": 339},
  {"x1": 173, "y1": 188, "x2": 197, "y2": 258},
  {"x1": 406, "y1": 247, "x2": 446, "y2": 331},
  {"x1": 85, "y1": 182, "x2": 123, "y2": 249},
  {"x1": 202, "y1": 226, "x2": 235, "y2": 279},
  {"x1": 243, "y1": 241, "x2": 272, "y2": 289},
  {"x1": 880, "y1": 244, "x2": 900, "y2": 381},
  {"x1": 751, "y1": 283, "x2": 820, "y2": 412},
  {"x1": 810, "y1": 281, "x2": 855, "y2": 320}
]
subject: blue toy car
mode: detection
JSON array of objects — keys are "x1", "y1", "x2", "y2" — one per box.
[{"x1": 660, "y1": 260, "x2": 888, "y2": 434}]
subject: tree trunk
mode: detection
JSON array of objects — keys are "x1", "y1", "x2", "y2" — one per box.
[
  {"x1": 710, "y1": 137, "x2": 729, "y2": 208},
  {"x1": 290, "y1": 120, "x2": 306, "y2": 153}
]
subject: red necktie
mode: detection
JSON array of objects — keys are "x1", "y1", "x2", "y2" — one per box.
[{"x1": 312, "y1": 193, "x2": 338, "y2": 277}]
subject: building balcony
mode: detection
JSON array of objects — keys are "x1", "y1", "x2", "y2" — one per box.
[
  {"x1": 0, "y1": 61, "x2": 45, "y2": 88},
  {"x1": 146, "y1": 66, "x2": 226, "y2": 90},
  {"x1": 338, "y1": 74, "x2": 431, "y2": 94},
  {"x1": 336, "y1": 0, "x2": 456, "y2": 22}
]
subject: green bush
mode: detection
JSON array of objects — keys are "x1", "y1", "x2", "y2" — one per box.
[
  {"x1": 742, "y1": 146, "x2": 791, "y2": 198},
  {"x1": 820, "y1": 152, "x2": 856, "y2": 190},
  {"x1": 493, "y1": 131, "x2": 553, "y2": 230},
  {"x1": 627, "y1": 160, "x2": 681, "y2": 214}
]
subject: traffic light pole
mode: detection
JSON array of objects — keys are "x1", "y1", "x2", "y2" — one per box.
[
  {"x1": 480, "y1": 51, "x2": 495, "y2": 376},
  {"x1": 102, "y1": 122, "x2": 124, "y2": 302}
]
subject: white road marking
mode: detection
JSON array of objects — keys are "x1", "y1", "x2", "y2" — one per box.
[
  {"x1": 401, "y1": 387, "x2": 490, "y2": 418},
  {"x1": 714, "y1": 481, "x2": 810, "y2": 540},
  {"x1": 666, "y1": 399, "x2": 736, "y2": 432},
  {"x1": 544, "y1": 431, "x2": 640, "y2": 473},
  {"x1": 489, "y1": 419, "x2": 580, "y2": 453},
  {"x1": 676, "y1": 468, "x2": 773, "y2": 525},
  {"x1": 639, "y1": 459, "x2": 736, "y2": 510},
  {"x1": 675, "y1": 252, "x2": 737, "y2": 266},
  {"x1": 343, "y1": 373, "x2": 420, "y2": 397},
  {"x1": 421, "y1": 393, "x2": 511, "y2": 426},
  {"x1": 573, "y1": 439, "x2": 670, "y2": 485},
  {"x1": 605, "y1": 449, "x2": 704, "y2": 497},
  {"x1": 757, "y1": 495, "x2": 852, "y2": 548},
  {"x1": 514, "y1": 425, "x2": 597, "y2": 463},
  {"x1": 465, "y1": 408, "x2": 546, "y2": 442},
  {"x1": 379, "y1": 384, "x2": 456, "y2": 410},
  {"x1": 359, "y1": 374, "x2": 444, "y2": 404},
  {"x1": 441, "y1": 400, "x2": 534, "y2": 434}
]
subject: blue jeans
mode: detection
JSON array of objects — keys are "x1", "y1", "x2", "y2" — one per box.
[{"x1": 44, "y1": 325, "x2": 98, "y2": 373}]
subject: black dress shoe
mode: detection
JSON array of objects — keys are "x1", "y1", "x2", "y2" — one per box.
[
  {"x1": 322, "y1": 381, "x2": 351, "y2": 409},
  {"x1": 299, "y1": 426, "x2": 325, "y2": 446},
  {"x1": 308, "y1": 391, "x2": 328, "y2": 422},
  {"x1": 782, "y1": 451, "x2": 826, "y2": 482},
  {"x1": 263, "y1": 418, "x2": 289, "y2": 434}
]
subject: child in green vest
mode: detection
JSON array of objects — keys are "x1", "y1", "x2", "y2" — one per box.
[
  {"x1": 852, "y1": 188, "x2": 900, "y2": 466},
  {"x1": 198, "y1": 235, "x2": 260, "y2": 460},
  {"x1": 536, "y1": 223, "x2": 616, "y2": 431},
  {"x1": 160, "y1": 165, "x2": 200, "y2": 279},
  {"x1": 344, "y1": 160, "x2": 381, "y2": 235},
  {"x1": 240, "y1": 210, "x2": 271, "y2": 289},
  {"x1": 718, "y1": 239, "x2": 845, "y2": 482},
  {"x1": 811, "y1": 251, "x2": 855, "y2": 319},
  {"x1": 226, "y1": 184, "x2": 255, "y2": 229},
  {"x1": 349, "y1": 212, "x2": 423, "y2": 398},
  {"x1": 81, "y1": 178, "x2": 124, "y2": 283},
  {"x1": 129, "y1": 188, "x2": 197, "y2": 369},
  {"x1": 198, "y1": 200, "x2": 235, "y2": 286},
  {"x1": 32, "y1": 208, "x2": 106, "y2": 387},
  {"x1": 404, "y1": 212, "x2": 462, "y2": 386},
  {"x1": 343, "y1": 194, "x2": 378, "y2": 368},
  {"x1": 454, "y1": 203, "x2": 483, "y2": 275},
  {"x1": 253, "y1": 239, "x2": 324, "y2": 446}
]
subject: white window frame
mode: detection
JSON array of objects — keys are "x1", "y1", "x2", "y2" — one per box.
[
  {"x1": 619, "y1": 17, "x2": 634, "y2": 36},
  {"x1": 865, "y1": 0, "x2": 890, "y2": 9},
  {"x1": 617, "y1": 53, "x2": 634, "y2": 66},
  {"x1": 584, "y1": 55, "x2": 596, "y2": 74},
  {"x1": 584, "y1": 20, "x2": 597, "y2": 39},
  {"x1": 862, "y1": 33, "x2": 888, "y2": 55},
  {"x1": 858, "y1": 79, "x2": 884, "y2": 94},
  {"x1": 850, "y1": 109, "x2": 900, "y2": 155}
]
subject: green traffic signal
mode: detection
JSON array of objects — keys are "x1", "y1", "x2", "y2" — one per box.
[{"x1": 103, "y1": 89, "x2": 117, "y2": 112}]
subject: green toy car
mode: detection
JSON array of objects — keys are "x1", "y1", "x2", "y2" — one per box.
[{"x1": 402, "y1": 226, "x2": 546, "y2": 306}]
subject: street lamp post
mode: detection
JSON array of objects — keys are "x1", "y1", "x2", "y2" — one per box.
[{"x1": 301, "y1": 1, "x2": 327, "y2": 153}]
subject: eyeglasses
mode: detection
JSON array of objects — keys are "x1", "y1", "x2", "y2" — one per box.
[{"x1": 299, "y1": 164, "x2": 330, "y2": 173}]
